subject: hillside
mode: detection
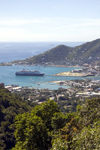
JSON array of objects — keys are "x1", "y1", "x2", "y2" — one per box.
[
  {"x1": 23, "y1": 45, "x2": 73, "y2": 65},
  {"x1": 5, "y1": 38, "x2": 100, "y2": 66},
  {"x1": 69, "y1": 38, "x2": 100, "y2": 65}
]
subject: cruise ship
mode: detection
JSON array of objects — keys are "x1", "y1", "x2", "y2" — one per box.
[{"x1": 15, "y1": 70, "x2": 44, "y2": 76}]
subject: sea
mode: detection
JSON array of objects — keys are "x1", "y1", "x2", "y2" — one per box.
[{"x1": 0, "y1": 42, "x2": 99, "y2": 90}]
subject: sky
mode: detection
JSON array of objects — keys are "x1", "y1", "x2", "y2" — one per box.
[{"x1": 0, "y1": 0, "x2": 100, "y2": 42}]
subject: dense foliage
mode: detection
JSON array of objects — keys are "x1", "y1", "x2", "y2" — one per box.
[
  {"x1": 0, "y1": 87, "x2": 32, "y2": 150},
  {"x1": 52, "y1": 98, "x2": 100, "y2": 150},
  {"x1": 13, "y1": 100, "x2": 66, "y2": 150},
  {"x1": 13, "y1": 97, "x2": 100, "y2": 150},
  {"x1": 0, "y1": 86, "x2": 100, "y2": 150}
]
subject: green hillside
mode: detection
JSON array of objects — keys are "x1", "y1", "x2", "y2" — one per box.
[
  {"x1": 17, "y1": 38, "x2": 100, "y2": 66},
  {"x1": 23, "y1": 45, "x2": 73, "y2": 65},
  {"x1": 70, "y1": 38, "x2": 100, "y2": 65}
]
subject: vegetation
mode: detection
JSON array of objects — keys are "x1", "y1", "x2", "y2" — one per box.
[
  {"x1": 0, "y1": 87, "x2": 32, "y2": 150},
  {"x1": 0, "y1": 86, "x2": 100, "y2": 150},
  {"x1": 23, "y1": 45, "x2": 72, "y2": 65},
  {"x1": 12, "y1": 100, "x2": 66, "y2": 150},
  {"x1": 13, "y1": 97, "x2": 100, "y2": 150},
  {"x1": 52, "y1": 98, "x2": 100, "y2": 150}
]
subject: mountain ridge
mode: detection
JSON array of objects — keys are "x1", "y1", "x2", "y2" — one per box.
[{"x1": 5, "y1": 38, "x2": 100, "y2": 66}]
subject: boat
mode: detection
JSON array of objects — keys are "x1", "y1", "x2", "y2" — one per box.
[{"x1": 15, "y1": 70, "x2": 44, "y2": 76}]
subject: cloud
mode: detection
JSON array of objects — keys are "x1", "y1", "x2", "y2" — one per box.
[
  {"x1": 0, "y1": 19, "x2": 45, "y2": 27},
  {"x1": 0, "y1": 17, "x2": 100, "y2": 41},
  {"x1": 0, "y1": 17, "x2": 100, "y2": 28}
]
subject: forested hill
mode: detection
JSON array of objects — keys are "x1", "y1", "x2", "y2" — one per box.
[{"x1": 15, "y1": 38, "x2": 100, "y2": 66}]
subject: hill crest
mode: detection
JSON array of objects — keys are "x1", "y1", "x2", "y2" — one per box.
[{"x1": 10, "y1": 38, "x2": 100, "y2": 66}]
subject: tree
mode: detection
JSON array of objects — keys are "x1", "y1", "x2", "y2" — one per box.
[
  {"x1": 0, "y1": 87, "x2": 32, "y2": 150},
  {"x1": 72, "y1": 121, "x2": 100, "y2": 150},
  {"x1": 51, "y1": 138, "x2": 68, "y2": 150},
  {"x1": 13, "y1": 114, "x2": 49, "y2": 150},
  {"x1": 51, "y1": 112, "x2": 66, "y2": 130},
  {"x1": 13, "y1": 100, "x2": 60, "y2": 150},
  {"x1": 33, "y1": 100, "x2": 60, "y2": 130}
]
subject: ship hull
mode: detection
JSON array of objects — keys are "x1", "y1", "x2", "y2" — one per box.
[{"x1": 16, "y1": 72, "x2": 44, "y2": 76}]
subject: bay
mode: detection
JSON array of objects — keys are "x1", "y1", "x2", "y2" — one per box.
[
  {"x1": 0, "y1": 65, "x2": 100, "y2": 90},
  {"x1": 0, "y1": 65, "x2": 100, "y2": 89},
  {"x1": 0, "y1": 65, "x2": 81, "y2": 89}
]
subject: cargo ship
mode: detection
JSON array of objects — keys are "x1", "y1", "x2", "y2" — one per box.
[{"x1": 15, "y1": 70, "x2": 44, "y2": 76}]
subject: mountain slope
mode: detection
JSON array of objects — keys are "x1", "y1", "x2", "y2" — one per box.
[
  {"x1": 13, "y1": 38, "x2": 100, "y2": 66},
  {"x1": 22, "y1": 45, "x2": 73, "y2": 65},
  {"x1": 69, "y1": 38, "x2": 100, "y2": 65}
]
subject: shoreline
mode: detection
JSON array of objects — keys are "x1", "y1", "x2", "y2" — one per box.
[{"x1": 0, "y1": 62, "x2": 81, "y2": 68}]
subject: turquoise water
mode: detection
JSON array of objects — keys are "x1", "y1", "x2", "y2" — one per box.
[{"x1": 0, "y1": 65, "x2": 100, "y2": 89}]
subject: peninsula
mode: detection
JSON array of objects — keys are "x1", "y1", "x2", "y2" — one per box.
[{"x1": 54, "y1": 72, "x2": 87, "y2": 77}]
